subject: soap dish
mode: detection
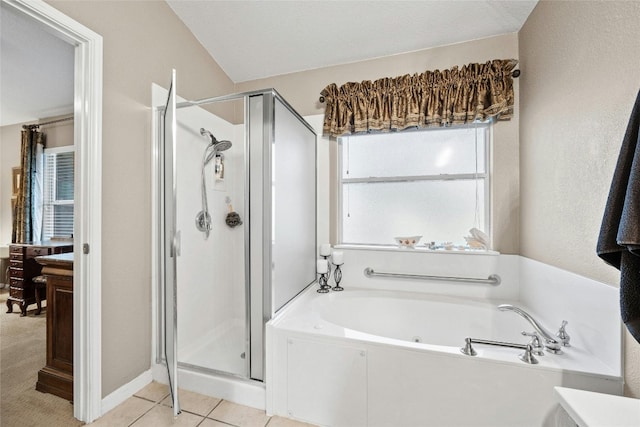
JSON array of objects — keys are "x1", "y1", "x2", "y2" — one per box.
[{"x1": 394, "y1": 236, "x2": 422, "y2": 248}]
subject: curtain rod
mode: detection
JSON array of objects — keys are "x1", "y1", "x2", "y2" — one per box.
[
  {"x1": 22, "y1": 116, "x2": 74, "y2": 130},
  {"x1": 318, "y1": 69, "x2": 521, "y2": 103}
]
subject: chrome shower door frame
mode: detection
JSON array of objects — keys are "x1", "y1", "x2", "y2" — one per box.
[
  {"x1": 160, "y1": 69, "x2": 180, "y2": 416},
  {"x1": 155, "y1": 87, "x2": 316, "y2": 384}
]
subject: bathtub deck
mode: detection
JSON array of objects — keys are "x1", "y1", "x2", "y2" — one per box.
[
  {"x1": 266, "y1": 286, "x2": 623, "y2": 427},
  {"x1": 270, "y1": 286, "x2": 619, "y2": 379}
]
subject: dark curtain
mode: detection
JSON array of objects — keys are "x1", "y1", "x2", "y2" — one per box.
[
  {"x1": 12, "y1": 128, "x2": 45, "y2": 243},
  {"x1": 320, "y1": 59, "x2": 517, "y2": 137}
]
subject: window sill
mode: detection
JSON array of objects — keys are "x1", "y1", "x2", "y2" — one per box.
[{"x1": 334, "y1": 244, "x2": 500, "y2": 256}]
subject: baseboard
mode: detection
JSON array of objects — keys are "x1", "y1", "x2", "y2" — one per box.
[
  {"x1": 100, "y1": 369, "x2": 153, "y2": 415},
  {"x1": 151, "y1": 363, "x2": 265, "y2": 410}
]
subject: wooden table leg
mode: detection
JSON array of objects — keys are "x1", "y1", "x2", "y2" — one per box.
[
  {"x1": 33, "y1": 276, "x2": 47, "y2": 316},
  {"x1": 35, "y1": 288, "x2": 42, "y2": 315}
]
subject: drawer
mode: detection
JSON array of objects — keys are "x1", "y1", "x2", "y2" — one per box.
[
  {"x1": 10, "y1": 252, "x2": 24, "y2": 261},
  {"x1": 10, "y1": 277, "x2": 24, "y2": 288},
  {"x1": 9, "y1": 246, "x2": 24, "y2": 255},
  {"x1": 10, "y1": 259, "x2": 23, "y2": 268},
  {"x1": 9, "y1": 267, "x2": 24, "y2": 278},
  {"x1": 27, "y1": 247, "x2": 52, "y2": 258},
  {"x1": 9, "y1": 286, "x2": 24, "y2": 299}
]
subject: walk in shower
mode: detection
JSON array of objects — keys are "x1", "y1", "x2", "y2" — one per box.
[{"x1": 153, "y1": 72, "x2": 317, "y2": 414}]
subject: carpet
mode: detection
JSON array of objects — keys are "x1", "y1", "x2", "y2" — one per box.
[{"x1": 0, "y1": 289, "x2": 84, "y2": 426}]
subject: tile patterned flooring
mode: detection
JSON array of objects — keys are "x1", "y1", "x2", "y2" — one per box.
[{"x1": 87, "y1": 382, "x2": 316, "y2": 427}]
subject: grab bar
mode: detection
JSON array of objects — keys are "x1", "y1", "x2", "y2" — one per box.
[
  {"x1": 460, "y1": 337, "x2": 539, "y2": 364},
  {"x1": 363, "y1": 267, "x2": 501, "y2": 286}
]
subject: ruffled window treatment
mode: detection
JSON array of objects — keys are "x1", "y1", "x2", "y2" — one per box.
[{"x1": 320, "y1": 59, "x2": 517, "y2": 137}]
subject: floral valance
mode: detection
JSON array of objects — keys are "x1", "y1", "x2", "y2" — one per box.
[{"x1": 320, "y1": 59, "x2": 518, "y2": 137}]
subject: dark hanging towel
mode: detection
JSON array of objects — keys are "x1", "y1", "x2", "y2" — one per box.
[{"x1": 597, "y1": 89, "x2": 640, "y2": 343}]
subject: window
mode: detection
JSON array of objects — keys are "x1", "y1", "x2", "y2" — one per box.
[
  {"x1": 43, "y1": 146, "x2": 74, "y2": 239},
  {"x1": 338, "y1": 124, "x2": 490, "y2": 247}
]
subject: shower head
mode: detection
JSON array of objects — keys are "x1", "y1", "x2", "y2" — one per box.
[
  {"x1": 213, "y1": 140, "x2": 232, "y2": 152},
  {"x1": 200, "y1": 128, "x2": 232, "y2": 151},
  {"x1": 202, "y1": 136, "x2": 232, "y2": 165}
]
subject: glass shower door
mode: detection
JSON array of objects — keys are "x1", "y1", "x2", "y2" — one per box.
[
  {"x1": 173, "y1": 98, "x2": 248, "y2": 379},
  {"x1": 158, "y1": 88, "x2": 314, "y2": 385},
  {"x1": 162, "y1": 69, "x2": 180, "y2": 416}
]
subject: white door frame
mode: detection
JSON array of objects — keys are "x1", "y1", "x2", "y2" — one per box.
[{"x1": 2, "y1": 0, "x2": 103, "y2": 422}]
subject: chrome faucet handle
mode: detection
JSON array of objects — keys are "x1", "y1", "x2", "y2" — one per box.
[
  {"x1": 521, "y1": 331, "x2": 544, "y2": 356},
  {"x1": 556, "y1": 320, "x2": 571, "y2": 347},
  {"x1": 519, "y1": 344, "x2": 539, "y2": 364}
]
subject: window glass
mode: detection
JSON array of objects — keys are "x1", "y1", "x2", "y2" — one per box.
[
  {"x1": 43, "y1": 147, "x2": 74, "y2": 239},
  {"x1": 338, "y1": 124, "x2": 489, "y2": 247},
  {"x1": 52, "y1": 204, "x2": 74, "y2": 236},
  {"x1": 54, "y1": 151, "x2": 74, "y2": 200},
  {"x1": 341, "y1": 127, "x2": 486, "y2": 178}
]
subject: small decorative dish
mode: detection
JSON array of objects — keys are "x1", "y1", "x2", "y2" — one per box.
[
  {"x1": 394, "y1": 236, "x2": 422, "y2": 248},
  {"x1": 464, "y1": 236, "x2": 486, "y2": 249},
  {"x1": 464, "y1": 228, "x2": 489, "y2": 250}
]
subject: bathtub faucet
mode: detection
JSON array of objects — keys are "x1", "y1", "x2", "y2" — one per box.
[{"x1": 497, "y1": 304, "x2": 565, "y2": 354}]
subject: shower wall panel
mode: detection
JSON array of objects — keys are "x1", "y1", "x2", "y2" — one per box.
[
  {"x1": 175, "y1": 105, "x2": 246, "y2": 375},
  {"x1": 272, "y1": 99, "x2": 316, "y2": 312},
  {"x1": 248, "y1": 94, "x2": 317, "y2": 381}
]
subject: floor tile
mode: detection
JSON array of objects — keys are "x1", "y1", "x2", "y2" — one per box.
[
  {"x1": 208, "y1": 400, "x2": 270, "y2": 427},
  {"x1": 87, "y1": 396, "x2": 155, "y2": 426},
  {"x1": 130, "y1": 405, "x2": 204, "y2": 427},
  {"x1": 135, "y1": 381, "x2": 171, "y2": 403},
  {"x1": 160, "y1": 388, "x2": 222, "y2": 416},
  {"x1": 199, "y1": 418, "x2": 234, "y2": 427},
  {"x1": 266, "y1": 416, "x2": 317, "y2": 427}
]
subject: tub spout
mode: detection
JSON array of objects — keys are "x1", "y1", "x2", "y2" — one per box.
[{"x1": 497, "y1": 304, "x2": 563, "y2": 354}]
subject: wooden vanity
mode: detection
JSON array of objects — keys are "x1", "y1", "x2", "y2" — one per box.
[{"x1": 35, "y1": 252, "x2": 74, "y2": 401}]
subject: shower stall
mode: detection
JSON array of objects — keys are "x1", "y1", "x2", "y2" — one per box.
[{"x1": 153, "y1": 72, "x2": 317, "y2": 414}]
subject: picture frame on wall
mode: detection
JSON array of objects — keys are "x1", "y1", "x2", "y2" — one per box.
[{"x1": 12, "y1": 167, "x2": 21, "y2": 196}]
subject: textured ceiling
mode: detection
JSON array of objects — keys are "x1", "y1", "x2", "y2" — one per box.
[
  {"x1": 167, "y1": 0, "x2": 538, "y2": 83},
  {"x1": 0, "y1": 2, "x2": 74, "y2": 127}
]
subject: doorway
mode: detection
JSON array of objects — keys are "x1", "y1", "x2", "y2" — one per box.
[{"x1": 0, "y1": 0, "x2": 102, "y2": 422}]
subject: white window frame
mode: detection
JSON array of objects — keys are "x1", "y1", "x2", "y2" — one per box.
[
  {"x1": 43, "y1": 145, "x2": 75, "y2": 239},
  {"x1": 336, "y1": 123, "x2": 491, "y2": 247}
]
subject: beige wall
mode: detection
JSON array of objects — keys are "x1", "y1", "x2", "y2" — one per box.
[
  {"x1": 46, "y1": 0, "x2": 235, "y2": 397},
  {"x1": 238, "y1": 34, "x2": 521, "y2": 254},
  {"x1": 0, "y1": 116, "x2": 73, "y2": 246},
  {"x1": 39, "y1": 116, "x2": 74, "y2": 149},
  {"x1": 0, "y1": 124, "x2": 22, "y2": 246},
  {"x1": 519, "y1": 0, "x2": 640, "y2": 397}
]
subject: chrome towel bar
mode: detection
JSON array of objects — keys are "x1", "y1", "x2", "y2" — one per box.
[{"x1": 363, "y1": 267, "x2": 501, "y2": 286}]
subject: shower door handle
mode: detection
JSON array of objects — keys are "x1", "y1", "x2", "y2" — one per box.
[{"x1": 172, "y1": 230, "x2": 182, "y2": 257}]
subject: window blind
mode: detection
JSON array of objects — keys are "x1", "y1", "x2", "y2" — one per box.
[{"x1": 43, "y1": 148, "x2": 74, "y2": 239}]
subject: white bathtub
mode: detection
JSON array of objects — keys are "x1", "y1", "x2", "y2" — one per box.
[
  {"x1": 314, "y1": 290, "x2": 522, "y2": 347},
  {"x1": 266, "y1": 286, "x2": 622, "y2": 427}
]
